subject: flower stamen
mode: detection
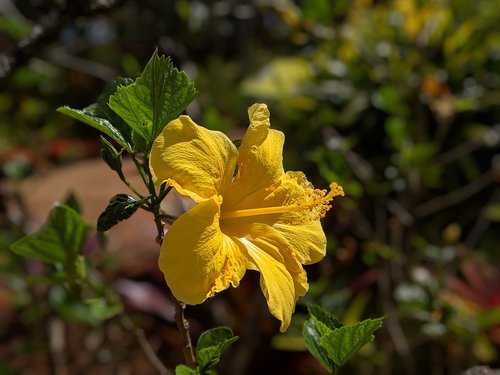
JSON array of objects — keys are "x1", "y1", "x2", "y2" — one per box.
[{"x1": 220, "y1": 182, "x2": 344, "y2": 222}]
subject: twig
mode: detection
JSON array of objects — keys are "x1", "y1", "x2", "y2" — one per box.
[
  {"x1": 434, "y1": 139, "x2": 482, "y2": 165},
  {"x1": 0, "y1": 0, "x2": 123, "y2": 77},
  {"x1": 121, "y1": 315, "x2": 171, "y2": 375},
  {"x1": 45, "y1": 48, "x2": 118, "y2": 81},
  {"x1": 465, "y1": 188, "x2": 500, "y2": 248},
  {"x1": 414, "y1": 171, "x2": 494, "y2": 218},
  {"x1": 174, "y1": 301, "x2": 197, "y2": 368},
  {"x1": 378, "y1": 263, "x2": 417, "y2": 375},
  {"x1": 387, "y1": 199, "x2": 414, "y2": 226}
]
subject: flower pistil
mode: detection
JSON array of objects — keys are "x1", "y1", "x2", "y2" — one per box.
[{"x1": 220, "y1": 182, "x2": 344, "y2": 222}]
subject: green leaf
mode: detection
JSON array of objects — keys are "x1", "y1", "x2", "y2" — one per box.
[
  {"x1": 49, "y1": 285, "x2": 123, "y2": 325},
  {"x1": 197, "y1": 327, "x2": 238, "y2": 372},
  {"x1": 97, "y1": 78, "x2": 135, "y2": 136},
  {"x1": 58, "y1": 78, "x2": 134, "y2": 152},
  {"x1": 132, "y1": 127, "x2": 151, "y2": 153},
  {"x1": 320, "y1": 317, "x2": 384, "y2": 367},
  {"x1": 100, "y1": 136, "x2": 124, "y2": 178},
  {"x1": 97, "y1": 194, "x2": 141, "y2": 232},
  {"x1": 10, "y1": 204, "x2": 90, "y2": 264},
  {"x1": 303, "y1": 318, "x2": 339, "y2": 374},
  {"x1": 108, "y1": 49, "x2": 197, "y2": 148},
  {"x1": 175, "y1": 365, "x2": 198, "y2": 375},
  {"x1": 307, "y1": 304, "x2": 343, "y2": 335},
  {"x1": 63, "y1": 191, "x2": 82, "y2": 214}
]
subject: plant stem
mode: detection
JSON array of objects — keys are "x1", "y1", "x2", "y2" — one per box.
[
  {"x1": 174, "y1": 300, "x2": 197, "y2": 368},
  {"x1": 121, "y1": 315, "x2": 171, "y2": 375},
  {"x1": 142, "y1": 161, "x2": 197, "y2": 369}
]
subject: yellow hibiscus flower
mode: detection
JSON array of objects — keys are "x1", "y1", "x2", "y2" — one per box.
[{"x1": 149, "y1": 103, "x2": 343, "y2": 332}]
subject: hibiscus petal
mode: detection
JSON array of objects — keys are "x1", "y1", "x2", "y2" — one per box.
[
  {"x1": 274, "y1": 221, "x2": 326, "y2": 265},
  {"x1": 222, "y1": 104, "x2": 285, "y2": 209},
  {"x1": 159, "y1": 195, "x2": 247, "y2": 304},
  {"x1": 239, "y1": 237, "x2": 295, "y2": 332},
  {"x1": 150, "y1": 116, "x2": 238, "y2": 202},
  {"x1": 235, "y1": 223, "x2": 308, "y2": 332}
]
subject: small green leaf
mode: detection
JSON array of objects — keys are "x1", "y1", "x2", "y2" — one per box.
[
  {"x1": 109, "y1": 49, "x2": 197, "y2": 148},
  {"x1": 97, "y1": 78, "x2": 135, "y2": 137},
  {"x1": 97, "y1": 194, "x2": 141, "y2": 231},
  {"x1": 49, "y1": 286, "x2": 122, "y2": 325},
  {"x1": 197, "y1": 327, "x2": 238, "y2": 372},
  {"x1": 58, "y1": 104, "x2": 132, "y2": 152},
  {"x1": 63, "y1": 191, "x2": 82, "y2": 214},
  {"x1": 320, "y1": 317, "x2": 384, "y2": 367},
  {"x1": 175, "y1": 365, "x2": 198, "y2": 375},
  {"x1": 100, "y1": 136, "x2": 124, "y2": 178},
  {"x1": 303, "y1": 318, "x2": 339, "y2": 374},
  {"x1": 58, "y1": 78, "x2": 134, "y2": 152},
  {"x1": 10, "y1": 204, "x2": 90, "y2": 264}
]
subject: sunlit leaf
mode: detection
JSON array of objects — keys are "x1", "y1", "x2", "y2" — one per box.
[
  {"x1": 320, "y1": 317, "x2": 384, "y2": 367},
  {"x1": 108, "y1": 49, "x2": 197, "y2": 148},
  {"x1": 58, "y1": 78, "x2": 134, "y2": 152},
  {"x1": 307, "y1": 304, "x2": 342, "y2": 335},
  {"x1": 303, "y1": 319, "x2": 338, "y2": 374}
]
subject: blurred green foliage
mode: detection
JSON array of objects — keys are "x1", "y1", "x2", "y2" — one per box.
[{"x1": 1, "y1": 0, "x2": 500, "y2": 374}]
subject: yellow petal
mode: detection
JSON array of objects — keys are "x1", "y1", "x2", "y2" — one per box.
[
  {"x1": 222, "y1": 104, "x2": 285, "y2": 210},
  {"x1": 220, "y1": 171, "x2": 328, "y2": 266},
  {"x1": 234, "y1": 223, "x2": 308, "y2": 332},
  {"x1": 150, "y1": 116, "x2": 238, "y2": 202},
  {"x1": 274, "y1": 221, "x2": 326, "y2": 265},
  {"x1": 159, "y1": 195, "x2": 247, "y2": 304}
]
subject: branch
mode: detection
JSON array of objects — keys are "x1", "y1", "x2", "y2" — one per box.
[
  {"x1": 414, "y1": 171, "x2": 494, "y2": 218},
  {"x1": 121, "y1": 315, "x2": 172, "y2": 375},
  {"x1": 0, "y1": 0, "x2": 123, "y2": 78},
  {"x1": 174, "y1": 301, "x2": 197, "y2": 368}
]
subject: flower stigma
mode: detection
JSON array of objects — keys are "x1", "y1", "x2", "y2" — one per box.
[{"x1": 220, "y1": 182, "x2": 344, "y2": 222}]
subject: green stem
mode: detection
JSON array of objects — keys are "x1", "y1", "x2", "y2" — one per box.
[{"x1": 118, "y1": 173, "x2": 145, "y2": 199}]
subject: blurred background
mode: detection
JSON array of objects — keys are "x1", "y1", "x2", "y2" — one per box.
[{"x1": 1, "y1": 0, "x2": 500, "y2": 374}]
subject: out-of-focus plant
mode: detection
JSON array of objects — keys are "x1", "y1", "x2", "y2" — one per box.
[
  {"x1": 237, "y1": 0, "x2": 500, "y2": 373},
  {"x1": 442, "y1": 259, "x2": 500, "y2": 362}
]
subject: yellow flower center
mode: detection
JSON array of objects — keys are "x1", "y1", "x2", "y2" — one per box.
[{"x1": 220, "y1": 183, "x2": 344, "y2": 222}]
